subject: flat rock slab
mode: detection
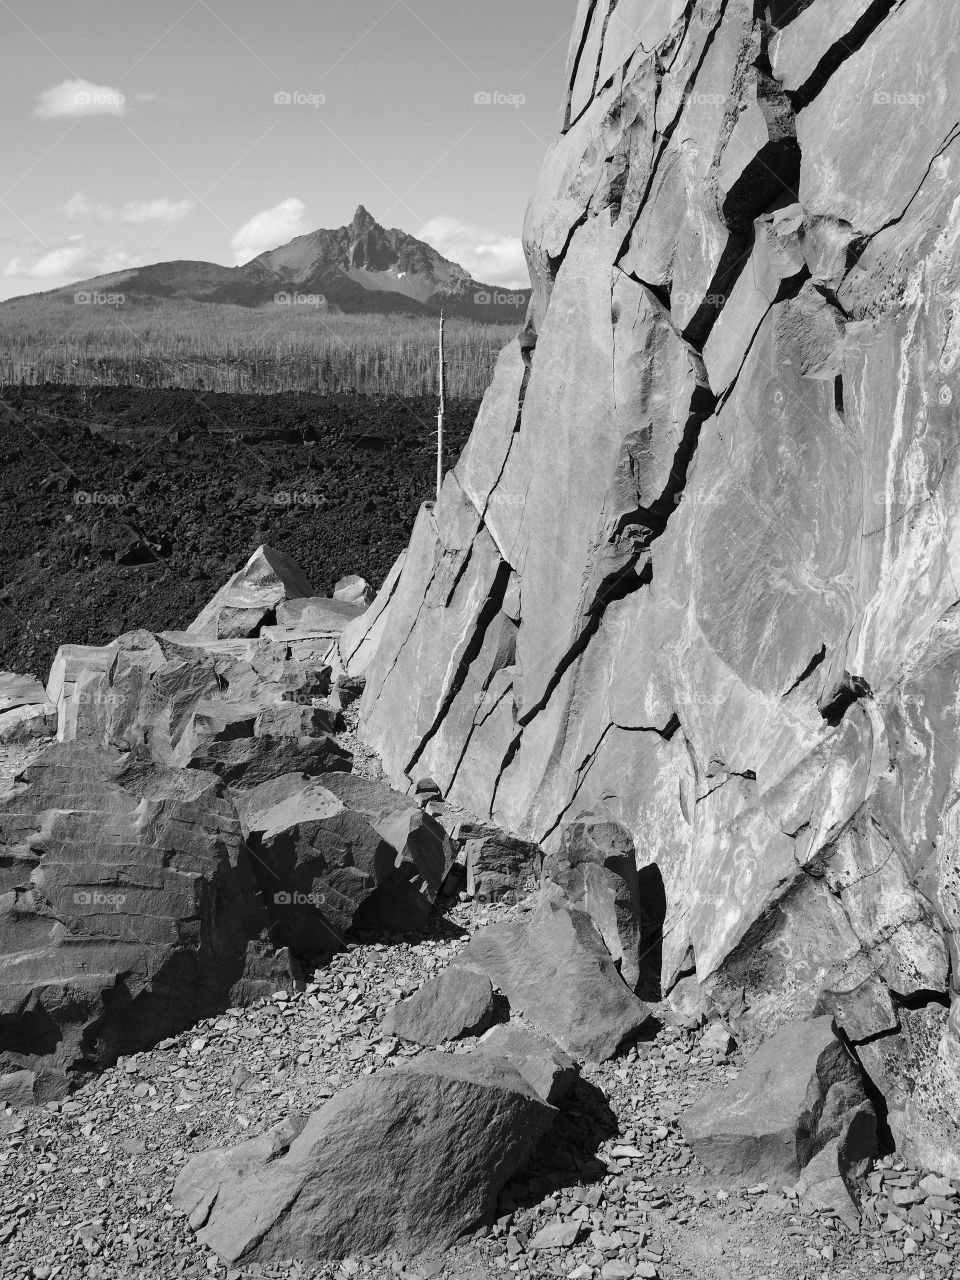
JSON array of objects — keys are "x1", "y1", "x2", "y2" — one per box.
[
  {"x1": 476, "y1": 1024, "x2": 579, "y2": 1104},
  {"x1": 0, "y1": 701, "x2": 56, "y2": 744},
  {"x1": 383, "y1": 968, "x2": 504, "y2": 1045},
  {"x1": 277, "y1": 597, "x2": 366, "y2": 635},
  {"x1": 0, "y1": 673, "x2": 48, "y2": 713},
  {"x1": 681, "y1": 1015, "x2": 876, "y2": 1188},
  {"x1": 455, "y1": 899, "x2": 651, "y2": 1062},
  {"x1": 174, "y1": 1051, "x2": 555, "y2": 1264}
]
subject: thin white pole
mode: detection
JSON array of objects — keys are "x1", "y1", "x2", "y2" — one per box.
[{"x1": 436, "y1": 311, "x2": 445, "y2": 504}]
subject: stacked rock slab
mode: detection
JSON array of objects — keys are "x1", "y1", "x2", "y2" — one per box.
[
  {"x1": 356, "y1": 0, "x2": 960, "y2": 1171},
  {"x1": 0, "y1": 744, "x2": 296, "y2": 1101}
]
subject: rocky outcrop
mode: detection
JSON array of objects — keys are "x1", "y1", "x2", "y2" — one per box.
[
  {"x1": 681, "y1": 1016, "x2": 876, "y2": 1214},
  {"x1": 356, "y1": 0, "x2": 960, "y2": 1167},
  {"x1": 455, "y1": 899, "x2": 651, "y2": 1062},
  {"x1": 0, "y1": 743, "x2": 297, "y2": 1101},
  {"x1": 0, "y1": 551, "x2": 455, "y2": 1097},
  {"x1": 173, "y1": 1052, "x2": 555, "y2": 1264}
]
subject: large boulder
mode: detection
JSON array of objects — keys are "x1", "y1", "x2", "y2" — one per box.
[
  {"x1": 173, "y1": 1052, "x2": 555, "y2": 1263},
  {"x1": 454, "y1": 898, "x2": 651, "y2": 1062},
  {"x1": 857, "y1": 1001, "x2": 960, "y2": 1179},
  {"x1": 681, "y1": 1017, "x2": 876, "y2": 1199},
  {"x1": 542, "y1": 815, "x2": 644, "y2": 991},
  {"x1": 0, "y1": 743, "x2": 296, "y2": 1100},
  {"x1": 382, "y1": 968, "x2": 504, "y2": 1045},
  {"x1": 188, "y1": 545, "x2": 314, "y2": 639},
  {"x1": 352, "y1": 0, "x2": 960, "y2": 1157}
]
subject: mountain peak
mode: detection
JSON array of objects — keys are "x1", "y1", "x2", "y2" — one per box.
[{"x1": 351, "y1": 205, "x2": 378, "y2": 232}]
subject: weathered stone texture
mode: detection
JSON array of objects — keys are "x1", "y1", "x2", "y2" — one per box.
[{"x1": 357, "y1": 0, "x2": 960, "y2": 1162}]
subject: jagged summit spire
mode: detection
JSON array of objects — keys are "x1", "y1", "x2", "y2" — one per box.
[{"x1": 351, "y1": 205, "x2": 377, "y2": 231}]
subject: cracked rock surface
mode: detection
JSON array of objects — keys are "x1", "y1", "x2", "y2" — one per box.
[{"x1": 357, "y1": 0, "x2": 960, "y2": 1171}]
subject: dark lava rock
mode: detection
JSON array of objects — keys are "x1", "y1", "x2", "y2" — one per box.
[{"x1": 173, "y1": 1051, "x2": 555, "y2": 1263}]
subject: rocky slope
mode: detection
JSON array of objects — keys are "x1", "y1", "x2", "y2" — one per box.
[{"x1": 355, "y1": 0, "x2": 960, "y2": 1175}]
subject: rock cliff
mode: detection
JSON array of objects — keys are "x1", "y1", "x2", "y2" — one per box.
[{"x1": 357, "y1": 0, "x2": 960, "y2": 1172}]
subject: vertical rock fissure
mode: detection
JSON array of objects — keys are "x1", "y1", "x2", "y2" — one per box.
[
  {"x1": 564, "y1": 0, "x2": 603, "y2": 132},
  {"x1": 785, "y1": 0, "x2": 903, "y2": 112},
  {"x1": 403, "y1": 559, "x2": 513, "y2": 780}
]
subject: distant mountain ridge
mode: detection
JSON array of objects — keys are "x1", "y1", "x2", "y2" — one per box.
[{"x1": 20, "y1": 206, "x2": 530, "y2": 323}]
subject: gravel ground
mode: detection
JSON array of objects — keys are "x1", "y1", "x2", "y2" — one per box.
[
  {"x1": 0, "y1": 736, "x2": 49, "y2": 790},
  {"x1": 4, "y1": 881, "x2": 960, "y2": 1280}
]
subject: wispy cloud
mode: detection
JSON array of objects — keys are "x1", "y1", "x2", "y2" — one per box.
[
  {"x1": 417, "y1": 216, "x2": 528, "y2": 287},
  {"x1": 4, "y1": 236, "x2": 140, "y2": 284},
  {"x1": 230, "y1": 197, "x2": 306, "y2": 265},
  {"x1": 61, "y1": 192, "x2": 195, "y2": 224},
  {"x1": 35, "y1": 79, "x2": 127, "y2": 120}
]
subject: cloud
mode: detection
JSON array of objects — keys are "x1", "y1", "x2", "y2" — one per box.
[
  {"x1": 230, "y1": 198, "x2": 307, "y2": 264},
  {"x1": 4, "y1": 236, "x2": 140, "y2": 285},
  {"x1": 35, "y1": 79, "x2": 127, "y2": 120},
  {"x1": 61, "y1": 192, "x2": 194, "y2": 224},
  {"x1": 417, "y1": 216, "x2": 528, "y2": 288}
]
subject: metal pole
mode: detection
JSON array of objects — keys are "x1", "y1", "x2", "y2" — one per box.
[{"x1": 436, "y1": 311, "x2": 445, "y2": 504}]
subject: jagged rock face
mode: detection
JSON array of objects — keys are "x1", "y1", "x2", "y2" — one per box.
[
  {"x1": 358, "y1": 0, "x2": 960, "y2": 1166},
  {"x1": 0, "y1": 745, "x2": 294, "y2": 1100}
]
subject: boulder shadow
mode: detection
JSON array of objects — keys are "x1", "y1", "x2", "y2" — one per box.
[
  {"x1": 494, "y1": 1077, "x2": 620, "y2": 1220},
  {"x1": 636, "y1": 862, "x2": 666, "y2": 1003}
]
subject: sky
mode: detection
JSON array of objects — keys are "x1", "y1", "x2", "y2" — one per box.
[{"x1": 0, "y1": 0, "x2": 575, "y2": 301}]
